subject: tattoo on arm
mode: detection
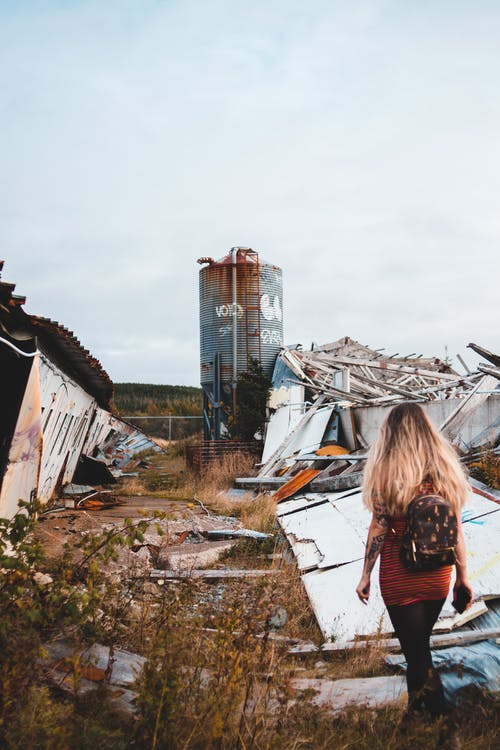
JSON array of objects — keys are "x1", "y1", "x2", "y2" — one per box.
[
  {"x1": 364, "y1": 532, "x2": 386, "y2": 575},
  {"x1": 373, "y1": 502, "x2": 390, "y2": 528}
]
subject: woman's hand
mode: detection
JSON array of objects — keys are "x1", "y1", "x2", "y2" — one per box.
[
  {"x1": 453, "y1": 576, "x2": 474, "y2": 610},
  {"x1": 356, "y1": 574, "x2": 371, "y2": 604}
]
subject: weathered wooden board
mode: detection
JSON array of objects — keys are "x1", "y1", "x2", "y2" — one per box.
[
  {"x1": 288, "y1": 627, "x2": 500, "y2": 655},
  {"x1": 151, "y1": 569, "x2": 274, "y2": 579},
  {"x1": 290, "y1": 675, "x2": 406, "y2": 712}
]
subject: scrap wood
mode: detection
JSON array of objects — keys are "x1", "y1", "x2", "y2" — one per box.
[
  {"x1": 308, "y1": 353, "x2": 459, "y2": 381},
  {"x1": 235, "y1": 477, "x2": 288, "y2": 489},
  {"x1": 468, "y1": 342, "x2": 500, "y2": 368},
  {"x1": 287, "y1": 627, "x2": 500, "y2": 655},
  {"x1": 44, "y1": 640, "x2": 145, "y2": 690},
  {"x1": 290, "y1": 675, "x2": 406, "y2": 712},
  {"x1": 273, "y1": 468, "x2": 322, "y2": 502},
  {"x1": 151, "y1": 568, "x2": 274, "y2": 580},
  {"x1": 309, "y1": 471, "x2": 363, "y2": 492},
  {"x1": 478, "y1": 364, "x2": 500, "y2": 381},
  {"x1": 51, "y1": 658, "x2": 106, "y2": 682}
]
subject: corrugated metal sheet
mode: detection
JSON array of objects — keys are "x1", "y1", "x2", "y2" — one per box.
[{"x1": 38, "y1": 356, "x2": 97, "y2": 501}]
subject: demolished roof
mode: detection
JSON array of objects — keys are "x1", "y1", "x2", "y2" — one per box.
[{"x1": 273, "y1": 336, "x2": 478, "y2": 408}]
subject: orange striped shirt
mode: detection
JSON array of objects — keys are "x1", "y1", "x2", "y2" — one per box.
[{"x1": 379, "y1": 482, "x2": 453, "y2": 606}]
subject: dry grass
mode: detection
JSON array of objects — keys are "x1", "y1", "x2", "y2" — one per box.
[
  {"x1": 194, "y1": 451, "x2": 257, "y2": 499},
  {"x1": 469, "y1": 448, "x2": 500, "y2": 489},
  {"x1": 32, "y1": 442, "x2": 498, "y2": 749}
]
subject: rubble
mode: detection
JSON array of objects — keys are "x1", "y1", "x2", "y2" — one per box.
[
  {"x1": 44, "y1": 639, "x2": 145, "y2": 713},
  {"x1": 0, "y1": 261, "x2": 161, "y2": 521},
  {"x1": 236, "y1": 337, "x2": 500, "y2": 650}
]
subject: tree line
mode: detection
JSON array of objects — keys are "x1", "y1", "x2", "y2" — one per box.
[{"x1": 113, "y1": 382, "x2": 203, "y2": 417}]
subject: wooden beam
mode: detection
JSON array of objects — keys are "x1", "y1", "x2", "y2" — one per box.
[
  {"x1": 313, "y1": 355, "x2": 459, "y2": 381},
  {"x1": 288, "y1": 627, "x2": 500, "y2": 655},
  {"x1": 151, "y1": 569, "x2": 274, "y2": 580},
  {"x1": 235, "y1": 476, "x2": 287, "y2": 488},
  {"x1": 309, "y1": 471, "x2": 363, "y2": 492}
]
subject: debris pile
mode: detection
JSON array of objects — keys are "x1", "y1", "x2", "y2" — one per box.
[
  {"x1": 236, "y1": 337, "x2": 500, "y2": 648},
  {"x1": 274, "y1": 337, "x2": 473, "y2": 407},
  {"x1": 0, "y1": 260, "x2": 160, "y2": 520}
]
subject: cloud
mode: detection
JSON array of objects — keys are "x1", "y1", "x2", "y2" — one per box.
[{"x1": 0, "y1": 0, "x2": 498, "y2": 384}]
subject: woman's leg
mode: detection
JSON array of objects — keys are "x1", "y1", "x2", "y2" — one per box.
[{"x1": 387, "y1": 599, "x2": 448, "y2": 716}]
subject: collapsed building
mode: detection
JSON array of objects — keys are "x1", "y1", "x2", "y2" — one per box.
[
  {"x1": 237, "y1": 336, "x2": 500, "y2": 644},
  {"x1": 0, "y1": 261, "x2": 158, "y2": 521}
]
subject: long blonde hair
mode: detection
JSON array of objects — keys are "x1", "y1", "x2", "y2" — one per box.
[{"x1": 363, "y1": 403, "x2": 469, "y2": 516}]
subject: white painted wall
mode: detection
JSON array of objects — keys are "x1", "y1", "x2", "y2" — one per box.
[{"x1": 38, "y1": 356, "x2": 98, "y2": 501}]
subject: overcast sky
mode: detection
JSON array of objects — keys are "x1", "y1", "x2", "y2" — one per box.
[{"x1": 1, "y1": 0, "x2": 499, "y2": 386}]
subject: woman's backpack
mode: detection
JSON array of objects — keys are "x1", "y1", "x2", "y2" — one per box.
[{"x1": 400, "y1": 494, "x2": 458, "y2": 571}]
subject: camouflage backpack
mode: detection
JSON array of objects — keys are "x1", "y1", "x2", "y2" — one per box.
[{"x1": 400, "y1": 494, "x2": 458, "y2": 571}]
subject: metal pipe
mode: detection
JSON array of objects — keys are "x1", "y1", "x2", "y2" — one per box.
[
  {"x1": 0, "y1": 336, "x2": 39, "y2": 358},
  {"x1": 231, "y1": 247, "x2": 238, "y2": 415}
]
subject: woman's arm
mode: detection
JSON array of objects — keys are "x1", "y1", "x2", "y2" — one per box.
[
  {"x1": 356, "y1": 503, "x2": 390, "y2": 605},
  {"x1": 454, "y1": 514, "x2": 474, "y2": 608}
]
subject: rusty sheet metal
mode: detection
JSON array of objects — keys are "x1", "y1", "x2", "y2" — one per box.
[
  {"x1": 0, "y1": 356, "x2": 42, "y2": 518},
  {"x1": 273, "y1": 468, "x2": 322, "y2": 502},
  {"x1": 315, "y1": 444, "x2": 350, "y2": 456}
]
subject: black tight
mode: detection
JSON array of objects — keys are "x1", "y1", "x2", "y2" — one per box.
[{"x1": 387, "y1": 598, "x2": 448, "y2": 717}]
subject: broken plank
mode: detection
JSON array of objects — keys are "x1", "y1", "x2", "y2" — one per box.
[
  {"x1": 315, "y1": 355, "x2": 459, "y2": 381},
  {"x1": 274, "y1": 468, "x2": 322, "y2": 502},
  {"x1": 309, "y1": 471, "x2": 363, "y2": 492},
  {"x1": 290, "y1": 675, "x2": 406, "y2": 712},
  {"x1": 477, "y1": 364, "x2": 500, "y2": 381},
  {"x1": 288, "y1": 626, "x2": 500, "y2": 655},
  {"x1": 467, "y1": 342, "x2": 500, "y2": 368},
  {"x1": 235, "y1": 477, "x2": 288, "y2": 489},
  {"x1": 151, "y1": 569, "x2": 274, "y2": 580}
]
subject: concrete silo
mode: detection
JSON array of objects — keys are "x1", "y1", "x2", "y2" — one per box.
[{"x1": 198, "y1": 247, "x2": 283, "y2": 439}]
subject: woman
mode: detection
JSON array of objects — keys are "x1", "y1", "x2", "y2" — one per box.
[{"x1": 355, "y1": 403, "x2": 473, "y2": 722}]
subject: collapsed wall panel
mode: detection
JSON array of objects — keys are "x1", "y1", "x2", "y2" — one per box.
[
  {"x1": 0, "y1": 262, "x2": 160, "y2": 520},
  {"x1": 0, "y1": 355, "x2": 42, "y2": 519},
  {"x1": 38, "y1": 355, "x2": 98, "y2": 502}
]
